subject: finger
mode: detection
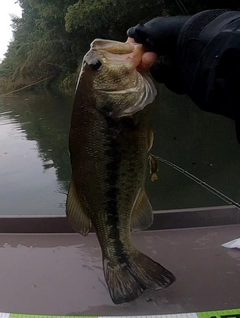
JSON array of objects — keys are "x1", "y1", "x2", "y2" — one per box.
[
  {"x1": 126, "y1": 37, "x2": 135, "y2": 43},
  {"x1": 127, "y1": 27, "x2": 136, "y2": 38},
  {"x1": 137, "y1": 52, "x2": 158, "y2": 72}
]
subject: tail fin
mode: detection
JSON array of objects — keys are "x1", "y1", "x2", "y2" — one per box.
[{"x1": 103, "y1": 251, "x2": 176, "y2": 304}]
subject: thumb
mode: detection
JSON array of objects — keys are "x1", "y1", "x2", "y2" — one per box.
[{"x1": 137, "y1": 52, "x2": 158, "y2": 72}]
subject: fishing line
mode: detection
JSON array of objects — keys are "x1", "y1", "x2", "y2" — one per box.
[
  {"x1": 155, "y1": 155, "x2": 240, "y2": 210},
  {"x1": 175, "y1": 0, "x2": 189, "y2": 14},
  {"x1": 0, "y1": 75, "x2": 55, "y2": 97}
]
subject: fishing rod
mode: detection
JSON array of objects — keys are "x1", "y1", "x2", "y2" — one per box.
[{"x1": 155, "y1": 155, "x2": 240, "y2": 210}]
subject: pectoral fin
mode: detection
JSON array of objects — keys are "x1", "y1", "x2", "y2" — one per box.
[
  {"x1": 66, "y1": 181, "x2": 92, "y2": 236},
  {"x1": 131, "y1": 188, "x2": 153, "y2": 231},
  {"x1": 148, "y1": 154, "x2": 158, "y2": 182},
  {"x1": 147, "y1": 128, "x2": 154, "y2": 152}
]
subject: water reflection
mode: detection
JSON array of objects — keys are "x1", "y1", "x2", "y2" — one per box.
[
  {"x1": 0, "y1": 93, "x2": 72, "y2": 215},
  {"x1": 0, "y1": 86, "x2": 240, "y2": 215}
]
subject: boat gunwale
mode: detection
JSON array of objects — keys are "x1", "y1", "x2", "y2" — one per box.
[{"x1": 0, "y1": 205, "x2": 239, "y2": 233}]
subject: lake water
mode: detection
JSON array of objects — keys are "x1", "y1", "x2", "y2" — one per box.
[{"x1": 0, "y1": 86, "x2": 240, "y2": 216}]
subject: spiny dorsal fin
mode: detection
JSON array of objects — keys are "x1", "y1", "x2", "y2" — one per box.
[
  {"x1": 66, "y1": 181, "x2": 91, "y2": 236},
  {"x1": 131, "y1": 188, "x2": 153, "y2": 232}
]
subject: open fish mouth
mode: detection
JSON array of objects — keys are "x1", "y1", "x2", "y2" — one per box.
[
  {"x1": 90, "y1": 39, "x2": 142, "y2": 54},
  {"x1": 86, "y1": 39, "x2": 144, "y2": 67}
]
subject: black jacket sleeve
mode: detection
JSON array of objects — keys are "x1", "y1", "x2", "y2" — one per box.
[{"x1": 177, "y1": 10, "x2": 240, "y2": 141}]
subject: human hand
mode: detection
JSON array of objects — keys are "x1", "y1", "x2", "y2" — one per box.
[
  {"x1": 127, "y1": 16, "x2": 190, "y2": 93},
  {"x1": 126, "y1": 37, "x2": 158, "y2": 72}
]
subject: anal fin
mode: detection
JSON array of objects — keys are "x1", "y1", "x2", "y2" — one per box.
[
  {"x1": 131, "y1": 188, "x2": 153, "y2": 232},
  {"x1": 66, "y1": 180, "x2": 91, "y2": 236}
]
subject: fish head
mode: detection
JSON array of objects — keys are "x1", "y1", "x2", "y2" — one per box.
[
  {"x1": 77, "y1": 39, "x2": 157, "y2": 118},
  {"x1": 81, "y1": 39, "x2": 142, "y2": 89}
]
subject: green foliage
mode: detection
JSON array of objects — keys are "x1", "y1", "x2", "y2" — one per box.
[
  {"x1": 0, "y1": 0, "x2": 78, "y2": 94},
  {"x1": 0, "y1": 0, "x2": 240, "y2": 94},
  {"x1": 65, "y1": 0, "x2": 165, "y2": 40}
]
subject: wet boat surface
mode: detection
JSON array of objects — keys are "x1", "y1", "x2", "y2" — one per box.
[{"x1": 0, "y1": 224, "x2": 239, "y2": 316}]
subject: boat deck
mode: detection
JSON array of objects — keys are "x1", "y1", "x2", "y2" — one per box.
[{"x1": 0, "y1": 223, "x2": 239, "y2": 316}]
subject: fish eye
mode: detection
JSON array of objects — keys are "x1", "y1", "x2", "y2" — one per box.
[{"x1": 89, "y1": 59, "x2": 102, "y2": 71}]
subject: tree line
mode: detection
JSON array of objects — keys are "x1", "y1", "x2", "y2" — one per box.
[{"x1": 0, "y1": 0, "x2": 239, "y2": 95}]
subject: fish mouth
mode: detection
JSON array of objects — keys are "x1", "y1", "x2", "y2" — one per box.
[
  {"x1": 90, "y1": 39, "x2": 141, "y2": 54},
  {"x1": 86, "y1": 39, "x2": 144, "y2": 68}
]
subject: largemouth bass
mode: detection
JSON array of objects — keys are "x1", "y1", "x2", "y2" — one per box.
[{"x1": 66, "y1": 39, "x2": 176, "y2": 304}]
